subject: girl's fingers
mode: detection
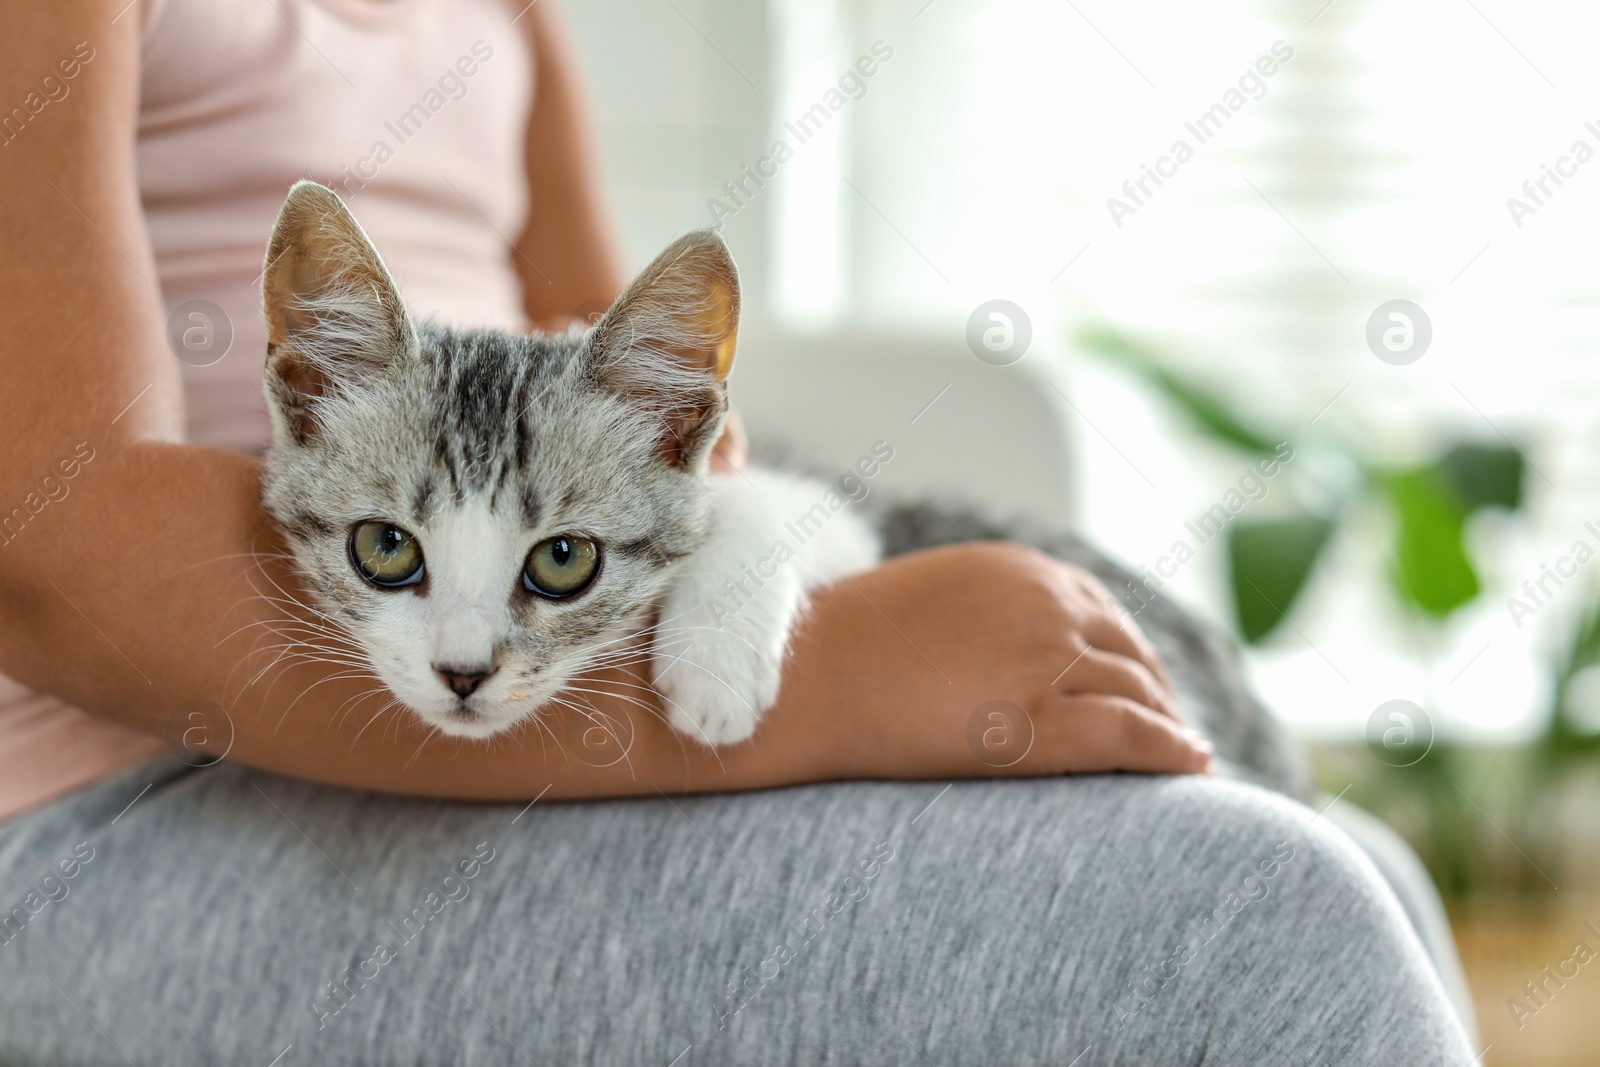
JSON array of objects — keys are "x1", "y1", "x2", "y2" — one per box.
[
  {"x1": 1056, "y1": 646, "x2": 1182, "y2": 721},
  {"x1": 1036, "y1": 694, "x2": 1212, "y2": 776},
  {"x1": 1081, "y1": 611, "x2": 1171, "y2": 691}
]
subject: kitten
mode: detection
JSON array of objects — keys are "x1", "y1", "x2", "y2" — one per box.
[{"x1": 258, "y1": 181, "x2": 879, "y2": 746}]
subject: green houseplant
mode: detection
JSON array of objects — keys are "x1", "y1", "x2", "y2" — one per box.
[{"x1": 1078, "y1": 323, "x2": 1595, "y2": 898}]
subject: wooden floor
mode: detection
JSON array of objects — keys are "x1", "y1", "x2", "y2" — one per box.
[{"x1": 1454, "y1": 897, "x2": 1600, "y2": 1066}]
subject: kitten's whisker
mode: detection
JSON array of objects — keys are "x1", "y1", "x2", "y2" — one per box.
[
  {"x1": 612, "y1": 621, "x2": 766, "y2": 660},
  {"x1": 555, "y1": 687, "x2": 682, "y2": 771},
  {"x1": 239, "y1": 635, "x2": 365, "y2": 665},
  {"x1": 224, "y1": 599, "x2": 339, "y2": 646},
  {"x1": 239, "y1": 644, "x2": 369, "y2": 697},
  {"x1": 402, "y1": 723, "x2": 447, "y2": 770},
  {"x1": 649, "y1": 648, "x2": 758, "y2": 714},
  {"x1": 559, "y1": 684, "x2": 658, "y2": 718},
  {"x1": 229, "y1": 616, "x2": 348, "y2": 641},
  {"x1": 331, "y1": 682, "x2": 386, "y2": 733},
  {"x1": 514, "y1": 704, "x2": 556, "y2": 761},
  {"x1": 271, "y1": 670, "x2": 382, "y2": 735},
  {"x1": 543, "y1": 692, "x2": 646, "y2": 778},
  {"x1": 165, "y1": 548, "x2": 297, "y2": 581},
  {"x1": 350, "y1": 697, "x2": 404, "y2": 749},
  {"x1": 566, "y1": 676, "x2": 660, "y2": 699},
  {"x1": 558, "y1": 680, "x2": 726, "y2": 772}
]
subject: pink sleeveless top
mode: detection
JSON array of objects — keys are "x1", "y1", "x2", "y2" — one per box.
[{"x1": 0, "y1": 0, "x2": 534, "y2": 819}]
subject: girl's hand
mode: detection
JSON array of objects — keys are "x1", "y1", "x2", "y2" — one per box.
[{"x1": 788, "y1": 542, "x2": 1211, "y2": 780}]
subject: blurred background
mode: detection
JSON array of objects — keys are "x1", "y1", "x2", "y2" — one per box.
[{"x1": 565, "y1": 0, "x2": 1600, "y2": 1061}]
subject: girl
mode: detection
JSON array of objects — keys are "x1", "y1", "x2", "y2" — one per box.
[{"x1": 0, "y1": 1, "x2": 1472, "y2": 1062}]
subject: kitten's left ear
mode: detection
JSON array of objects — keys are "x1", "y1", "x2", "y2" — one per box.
[
  {"x1": 262, "y1": 180, "x2": 417, "y2": 445},
  {"x1": 585, "y1": 229, "x2": 739, "y2": 470}
]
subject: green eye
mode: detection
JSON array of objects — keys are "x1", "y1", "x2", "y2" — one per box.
[
  {"x1": 349, "y1": 522, "x2": 425, "y2": 588},
  {"x1": 523, "y1": 536, "x2": 600, "y2": 598}
]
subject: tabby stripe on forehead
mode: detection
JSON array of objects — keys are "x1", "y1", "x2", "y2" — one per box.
[
  {"x1": 501, "y1": 361, "x2": 536, "y2": 486},
  {"x1": 430, "y1": 432, "x2": 459, "y2": 497},
  {"x1": 445, "y1": 458, "x2": 462, "y2": 501},
  {"x1": 513, "y1": 405, "x2": 531, "y2": 471},
  {"x1": 490, "y1": 434, "x2": 527, "y2": 506},
  {"x1": 454, "y1": 356, "x2": 518, "y2": 489},
  {"x1": 487, "y1": 458, "x2": 506, "y2": 510},
  {"x1": 410, "y1": 477, "x2": 438, "y2": 527},
  {"x1": 519, "y1": 486, "x2": 541, "y2": 529}
]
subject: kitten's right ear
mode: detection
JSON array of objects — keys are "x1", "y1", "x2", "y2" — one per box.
[
  {"x1": 262, "y1": 180, "x2": 417, "y2": 445},
  {"x1": 585, "y1": 230, "x2": 740, "y2": 471}
]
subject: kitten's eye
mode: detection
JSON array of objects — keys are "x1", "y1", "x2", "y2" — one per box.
[
  {"x1": 349, "y1": 522, "x2": 425, "y2": 588},
  {"x1": 523, "y1": 536, "x2": 600, "y2": 598}
]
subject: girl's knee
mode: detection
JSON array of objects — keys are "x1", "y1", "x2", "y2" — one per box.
[{"x1": 1112, "y1": 775, "x2": 1409, "y2": 929}]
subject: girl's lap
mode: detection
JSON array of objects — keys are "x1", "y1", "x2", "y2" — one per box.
[{"x1": 0, "y1": 756, "x2": 1470, "y2": 1066}]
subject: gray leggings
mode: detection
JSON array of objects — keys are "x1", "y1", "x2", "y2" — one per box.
[{"x1": 0, "y1": 755, "x2": 1473, "y2": 1065}]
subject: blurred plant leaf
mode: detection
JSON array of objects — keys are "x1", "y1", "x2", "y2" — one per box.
[
  {"x1": 1384, "y1": 468, "x2": 1480, "y2": 617},
  {"x1": 1077, "y1": 325, "x2": 1284, "y2": 455},
  {"x1": 1437, "y1": 442, "x2": 1524, "y2": 512},
  {"x1": 1228, "y1": 515, "x2": 1337, "y2": 643}
]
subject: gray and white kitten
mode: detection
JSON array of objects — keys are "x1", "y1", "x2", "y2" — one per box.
[{"x1": 259, "y1": 181, "x2": 878, "y2": 745}]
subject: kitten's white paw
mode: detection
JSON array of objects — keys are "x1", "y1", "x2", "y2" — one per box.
[
  {"x1": 654, "y1": 620, "x2": 784, "y2": 747},
  {"x1": 650, "y1": 467, "x2": 880, "y2": 748}
]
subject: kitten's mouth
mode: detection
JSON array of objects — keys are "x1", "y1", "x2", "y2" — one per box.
[
  {"x1": 445, "y1": 703, "x2": 482, "y2": 724},
  {"x1": 425, "y1": 700, "x2": 511, "y2": 740},
  {"x1": 426, "y1": 694, "x2": 535, "y2": 739},
  {"x1": 394, "y1": 674, "x2": 563, "y2": 740}
]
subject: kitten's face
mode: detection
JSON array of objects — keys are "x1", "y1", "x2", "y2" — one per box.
[{"x1": 258, "y1": 182, "x2": 738, "y2": 738}]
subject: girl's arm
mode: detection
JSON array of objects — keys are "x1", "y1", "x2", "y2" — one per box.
[
  {"x1": 509, "y1": 0, "x2": 630, "y2": 329},
  {"x1": 0, "y1": 0, "x2": 1207, "y2": 802}
]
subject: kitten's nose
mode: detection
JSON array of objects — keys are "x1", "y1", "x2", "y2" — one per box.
[{"x1": 435, "y1": 664, "x2": 494, "y2": 699}]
